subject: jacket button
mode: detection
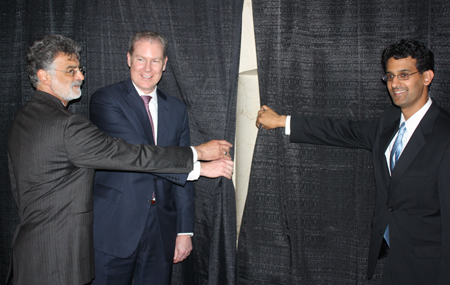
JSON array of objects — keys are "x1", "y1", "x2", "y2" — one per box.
[
  {"x1": 147, "y1": 199, "x2": 152, "y2": 204},
  {"x1": 154, "y1": 178, "x2": 158, "y2": 181},
  {"x1": 389, "y1": 207, "x2": 393, "y2": 212}
]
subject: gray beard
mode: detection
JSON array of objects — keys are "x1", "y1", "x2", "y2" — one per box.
[{"x1": 51, "y1": 78, "x2": 82, "y2": 102}]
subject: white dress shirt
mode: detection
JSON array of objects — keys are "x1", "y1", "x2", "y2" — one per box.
[
  {"x1": 384, "y1": 98, "x2": 432, "y2": 175},
  {"x1": 133, "y1": 82, "x2": 201, "y2": 180},
  {"x1": 133, "y1": 83, "x2": 196, "y2": 236}
]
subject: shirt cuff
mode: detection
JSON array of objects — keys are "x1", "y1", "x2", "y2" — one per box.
[
  {"x1": 178, "y1": 233, "x2": 194, "y2": 237},
  {"x1": 187, "y1": 161, "x2": 201, "y2": 181},
  {"x1": 190, "y1": 146, "x2": 198, "y2": 163},
  {"x1": 285, "y1": 115, "x2": 291, "y2": 135}
]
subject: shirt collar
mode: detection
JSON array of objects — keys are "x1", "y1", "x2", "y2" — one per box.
[
  {"x1": 400, "y1": 97, "x2": 432, "y2": 132},
  {"x1": 132, "y1": 82, "x2": 158, "y2": 104}
]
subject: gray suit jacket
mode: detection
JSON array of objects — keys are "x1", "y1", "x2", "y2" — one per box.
[{"x1": 7, "y1": 90, "x2": 192, "y2": 285}]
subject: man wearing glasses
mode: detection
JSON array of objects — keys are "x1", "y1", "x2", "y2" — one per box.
[
  {"x1": 256, "y1": 39, "x2": 450, "y2": 284},
  {"x1": 7, "y1": 34, "x2": 232, "y2": 285}
]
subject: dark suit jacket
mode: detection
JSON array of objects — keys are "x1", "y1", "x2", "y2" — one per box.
[
  {"x1": 89, "y1": 78, "x2": 194, "y2": 262},
  {"x1": 7, "y1": 90, "x2": 192, "y2": 285},
  {"x1": 290, "y1": 102, "x2": 450, "y2": 284}
]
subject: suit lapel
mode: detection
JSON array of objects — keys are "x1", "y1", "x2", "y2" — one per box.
[
  {"x1": 379, "y1": 122, "x2": 399, "y2": 189},
  {"x1": 389, "y1": 103, "x2": 439, "y2": 192},
  {"x1": 122, "y1": 78, "x2": 155, "y2": 145},
  {"x1": 156, "y1": 89, "x2": 169, "y2": 146},
  {"x1": 389, "y1": 128, "x2": 426, "y2": 191}
]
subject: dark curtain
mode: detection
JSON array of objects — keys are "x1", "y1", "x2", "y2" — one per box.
[
  {"x1": 1, "y1": 0, "x2": 242, "y2": 284},
  {"x1": 238, "y1": 0, "x2": 450, "y2": 284},
  {"x1": 3, "y1": 0, "x2": 450, "y2": 284}
]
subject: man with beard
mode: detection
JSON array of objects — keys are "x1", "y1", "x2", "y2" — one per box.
[
  {"x1": 256, "y1": 39, "x2": 450, "y2": 284},
  {"x1": 7, "y1": 34, "x2": 233, "y2": 285}
]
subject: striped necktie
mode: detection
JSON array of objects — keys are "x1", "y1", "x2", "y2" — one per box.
[{"x1": 384, "y1": 122, "x2": 406, "y2": 247}]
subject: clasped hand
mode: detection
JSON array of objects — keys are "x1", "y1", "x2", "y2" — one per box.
[{"x1": 194, "y1": 140, "x2": 234, "y2": 179}]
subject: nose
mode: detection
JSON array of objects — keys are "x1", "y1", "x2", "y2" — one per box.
[
  {"x1": 390, "y1": 75, "x2": 401, "y2": 88},
  {"x1": 144, "y1": 61, "x2": 153, "y2": 72},
  {"x1": 75, "y1": 69, "x2": 85, "y2": 81}
]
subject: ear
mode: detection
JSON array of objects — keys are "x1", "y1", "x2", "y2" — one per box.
[
  {"x1": 162, "y1": 56, "x2": 168, "y2": 72},
  {"x1": 127, "y1": 52, "x2": 131, "y2": 67},
  {"x1": 36, "y1": 69, "x2": 52, "y2": 86},
  {"x1": 423, "y1": 70, "x2": 434, "y2": 86}
]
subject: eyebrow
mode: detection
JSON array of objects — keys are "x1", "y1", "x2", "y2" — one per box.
[
  {"x1": 64, "y1": 64, "x2": 80, "y2": 70},
  {"x1": 386, "y1": 69, "x2": 412, "y2": 73},
  {"x1": 133, "y1": 54, "x2": 164, "y2": 60}
]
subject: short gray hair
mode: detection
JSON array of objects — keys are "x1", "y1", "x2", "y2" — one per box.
[{"x1": 27, "y1": 34, "x2": 81, "y2": 87}]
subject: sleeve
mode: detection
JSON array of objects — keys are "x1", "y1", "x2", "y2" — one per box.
[
  {"x1": 289, "y1": 115, "x2": 379, "y2": 151},
  {"x1": 8, "y1": 153, "x2": 18, "y2": 206},
  {"x1": 437, "y1": 143, "x2": 450, "y2": 284},
  {"x1": 64, "y1": 113, "x2": 193, "y2": 174},
  {"x1": 173, "y1": 107, "x2": 195, "y2": 233},
  {"x1": 90, "y1": 89, "x2": 190, "y2": 185}
]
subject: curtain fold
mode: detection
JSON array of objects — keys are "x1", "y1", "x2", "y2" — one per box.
[{"x1": 238, "y1": 0, "x2": 450, "y2": 284}]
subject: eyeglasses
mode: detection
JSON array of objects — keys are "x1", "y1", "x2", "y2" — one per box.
[
  {"x1": 382, "y1": 71, "x2": 419, "y2": 82},
  {"x1": 52, "y1": 66, "x2": 85, "y2": 77}
]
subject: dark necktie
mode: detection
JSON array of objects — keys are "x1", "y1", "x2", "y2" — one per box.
[
  {"x1": 140, "y1": 95, "x2": 156, "y2": 203},
  {"x1": 384, "y1": 122, "x2": 406, "y2": 247},
  {"x1": 140, "y1": 95, "x2": 155, "y2": 143}
]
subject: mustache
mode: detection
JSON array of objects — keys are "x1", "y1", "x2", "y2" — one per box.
[{"x1": 71, "y1": 81, "x2": 83, "y2": 87}]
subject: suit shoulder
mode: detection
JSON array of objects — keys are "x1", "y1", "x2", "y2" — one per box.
[
  {"x1": 423, "y1": 105, "x2": 450, "y2": 144},
  {"x1": 379, "y1": 105, "x2": 401, "y2": 119},
  {"x1": 92, "y1": 80, "x2": 129, "y2": 100},
  {"x1": 437, "y1": 106, "x2": 450, "y2": 121},
  {"x1": 159, "y1": 89, "x2": 187, "y2": 109},
  {"x1": 435, "y1": 109, "x2": 450, "y2": 132}
]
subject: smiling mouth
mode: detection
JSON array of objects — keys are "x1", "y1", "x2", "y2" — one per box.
[
  {"x1": 393, "y1": 90, "x2": 406, "y2": 96},
  {"x1": 142, "y1": 75, "x2": 153, "y2": 79}
]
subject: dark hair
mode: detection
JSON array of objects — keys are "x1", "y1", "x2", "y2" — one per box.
[
  {"x1": 27, "y1": 34, "x2": 81, "y2": 87},
  {"x1": 128, "y1": 31, "x2": 168, "y2": 58},
  {"x1": 381, "y1": 39, "x2": 434, "y2": 74}
]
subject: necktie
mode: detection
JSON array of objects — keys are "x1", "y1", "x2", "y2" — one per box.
[
  {"x1": 390, "y1": 122, "x2": 406, "y2": 172},
  {"x1": 384, "y1": 122, "x2": 406, "y2": 247},
  {"x1": 140, "y1": 95, "x2": 156, "y2": 203},
  {"x1": 140, "y1": 95, "x2": 155, "y2": 143}
]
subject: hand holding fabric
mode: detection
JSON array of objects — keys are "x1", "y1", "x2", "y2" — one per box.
[
  {"x1": 194, "y1": 140, "x2": 232, "y2": 161},
  {"x1": 200, "y1": 159, "x2": 234, "y2": 179},
  {"x1": 256, "y1": 105, "x2": 286, "y2": 130}
]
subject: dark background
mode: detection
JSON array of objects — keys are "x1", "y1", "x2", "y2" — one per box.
[{"x1": 1, "y1": 0, "x2": 449, "y2": 284}]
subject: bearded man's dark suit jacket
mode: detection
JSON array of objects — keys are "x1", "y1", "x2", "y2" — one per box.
[
  {"x1": 290, "y1": 102, "x2": 450, "y2": 284},
  {"x1": 7, "y1": 90, "x2": 193, "y2": 285},
  {"x1": 89, "y1": 78, "x2": 194, "y2": 270}
]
